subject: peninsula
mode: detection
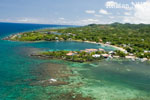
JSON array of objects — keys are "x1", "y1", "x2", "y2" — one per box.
[{"x1": 3, "y1": 23, "x2": 150, "y2": 62}]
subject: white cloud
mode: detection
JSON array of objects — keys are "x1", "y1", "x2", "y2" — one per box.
[
  {"x1": 85, "y1": 10, "x2": 96, "y2": 14},
  {"x1": 105, "y1": 1, "x2": 132, "y2": 10},
  {"x1": 109, "y1": 16, "x2": 114, "y2": 19},
  {"x1": 94, "y1": 14, "x2": 102, "y2": 17},
  {"x1": 0, "y1": 18, "x2": 12, "y2": 22},
  {"x1": 99, "y1": 9, "x2": 110, "y2": 15},
  {"x1": 105, "y1": 1, "x2": 118, "y2": 8},
  {"x1": 123, "y1": 0, "x2": 150, "y2": 24},
  {"x1": 81, "y1": 19, "x2": 99, "y2": 24},
  {"x1": 48, "y1": 18, "x2": 100, "y2": 25},
  {"x1": 58, "y1": 17, "x2": 65, "y2": 20},
  {"x1": 124, "y1": 12, "x2": 131, "y2": 16},
  {"x1": 0, "y1": 18, "x2": 41, "y2": 23},
  {"x1": 17, "y1": 18, "x2": 39, "y2": 23}
]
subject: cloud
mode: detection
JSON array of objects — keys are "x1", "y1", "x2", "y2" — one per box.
[
  {"x1": 109, "y1": 16, "x2": 114, "y2": 19},
  {"x1": 105, "y1": 1, "x2": 132, "y2": 10},
  {"x1": 124, "y1": 12, "x2": 131, "y2": 16},
  {"x1": 82, "y1": 19, "x2": 99, "y2": 22},
  {"x1": 123, "y1": 0, "x2": 150, "y2": 24},
  {"x1": 85, "y1": 10, "x2": 96, "y2": 14},
  {"x1": 81, "y1": 19, "x2": 99, "y2": 24},
  {"x1": 58, "y1": 17, "x2": 65, "y2": 20},
  {"x1": 94, "y1": 14, "x2": 102, "y2": 17},
  {"x1": 0, "y1": 17, "x2": 46, "y2": 24},
  {"x1": 17, "y1": 18, "x2": 39, "y2": 23},
  {"x1": 99, "y1": 9, "x2": 110, "y2": 15},
  {"x1": 0, "y1": 18, "x2": 12, "y2": 22},
  {"x1": 105, "y1": 1, "x2": 118, "y2": 8}
]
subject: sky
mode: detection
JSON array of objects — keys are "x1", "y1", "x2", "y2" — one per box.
[{"x1": 0, "y1": 0, "x2": 150, "y2": 25}]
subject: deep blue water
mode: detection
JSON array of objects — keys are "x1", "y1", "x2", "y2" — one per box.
[{"x1": 0, "y1": 22, "x2": 71, "y2": 38}]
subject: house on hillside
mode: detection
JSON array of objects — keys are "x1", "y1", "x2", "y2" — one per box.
[{"x1": 105, "y1": 42, "x2": 111, "y2": 45}]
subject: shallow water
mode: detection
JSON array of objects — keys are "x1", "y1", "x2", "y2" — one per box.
[
  {"x1": 56, "y1": 60, "x2": 150, "y2": 100},
  {"x1": 0, "y1": 23, "x2": 73, "y2": 100},
  {"x1": 1, "y1": 23, "x2": 150, "y2": 100}
]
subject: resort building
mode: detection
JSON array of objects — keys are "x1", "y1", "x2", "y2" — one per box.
[
  {"x1": 129, "y1": 53, "x2": 134, "y2": 56},
  {"x1": 109, "y1": 51, "x2": 115, "y2": 54},
  {"x1": 144, "y1": 50, "x2": 150, "y2": 53},
  {"x1": 113, "y1": 56, "x2": 120, "y2": 58},
  {"x1": 105, "y1": 42, "x2": 111, "y2": 45},
  {"x1": 99, "y1": 48, "x2": 105, "y2": 51},
  {"x1": 99, "y1": 39, "x2": 103, "y2": 42},
  {"x1": 141, "y1": 58, "x2": 148, "y2": 62},
  {"x1": 92, "y1": 54, "x2": 101, "y2": 58},
  {"x1": 102, "y1": 54, "x2": 110, "y2": 58},
  {"x1": 125, "y1": 56, "x2": 136, "y2": 59},
  {"x1": 55, "y1": 37, "x2": 58, "y2": 40},
  {"x1": 84, "y1": 49, "x2": 98, "y2": 53},
  {"x1": 66, "y1": 52, "x2": 77, "y2": 56},
  {"x1": 66, "y1": 33, "x2": 72, "y2": 36}
]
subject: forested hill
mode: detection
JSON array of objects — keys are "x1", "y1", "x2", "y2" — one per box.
[
  {"x1": 54, "y1": 23, "x2": 150, "y2": 52},
  {"x1": 4, "y1": 23, "x2": 150, "y2": 58}
]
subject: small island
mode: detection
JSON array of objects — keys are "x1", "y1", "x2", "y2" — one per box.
[
  {"x1": 3, "y1": 23, "x2": 150, "y2": 62},
  {"x1": 31, "y1": 49, "x2": 127, "y2": 63}
]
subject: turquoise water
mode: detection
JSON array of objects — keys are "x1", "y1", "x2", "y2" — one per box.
[
  {"x1": 0, "y1": 23, "x2": 114, "y2": 100},
  {"x1": 73, "y1": 60, "x2": 150, "y2": 100},
  {"x1": 1, "y1": 23, "x2": 150, "y2": 100},
  {"x1": 21, "y1": 41, "x2": 116, "y2": 51},
  {"x1": 0, "y1": 23, "x2": 74, "y2": 100}
]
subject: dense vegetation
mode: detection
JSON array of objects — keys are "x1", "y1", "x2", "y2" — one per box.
[
  {"x1": 4, "y1": 23, "x2": 150, "y2": 59},
  {"x1": 52, "y1": 23, "x2": 150, "y2": 50},
  {"x1": 50, "y1": 23, "x2": 150, "y2": 58},
  {"x1": 33, "y1": 50, "x2": 105, "y2": 62}
]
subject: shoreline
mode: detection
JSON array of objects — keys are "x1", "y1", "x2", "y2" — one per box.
[
  {"x1": 3, "y1": 32, "x2": 150, "y2": 62},
  {"x1": 81, "y1": 40, "x2": 126, "y2": 52},
  {"x1": 3, "y1": 33, "x2": 124, "y2": 51},
  {"x1": 68, "y1": 39, "x2": 127, "y2": 52}
]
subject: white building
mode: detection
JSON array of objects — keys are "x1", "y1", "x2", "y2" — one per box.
[
  {"x1": 141, "y1": 58, "x2": 148, "y2": 62},
  {"x1": 144, "y1": 50, "x2": 150, "y2": 53},
  {"x1": 125, "y1": 56, "x2": 136, "y2": 59},
  {"x1": 109, "y1": 51, "x2": 114, "y2": 54},
  {"x1": 92, "y1": 54, "x2": 101, "y2": 58},
  {"x1": 102, "y1": 54, "x2": 110, "y2": 58},
  {"x1": 113, "y1": 56, "x2": 120, "y2": 58},
  {"x1": 106, "y1": 42, "x2": 111, "y2": 45},
  {"x1": 99, "y1": 48, "x2": 105, "y2": 51}
]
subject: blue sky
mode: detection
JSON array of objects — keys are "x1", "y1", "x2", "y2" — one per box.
[{"x1": 0, "y1": 0, "x2": 149, "y2": 25}]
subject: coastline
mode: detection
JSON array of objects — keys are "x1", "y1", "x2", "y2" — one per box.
[
  {"x1": 1, "y1": 23, "x2": 150, "y2": 100},
  {"x1": 82, "y1": 41, "x2": 126, "y2": 52},
  {"x1": 3, "y1": 32, "x2": 150, "y2": 62},
  {"x1": 70, "y1": 39, "x2": 126, "y2": 52},
  {"x1": 2, "y1": 33, "x2": 124, "y2": 51}
]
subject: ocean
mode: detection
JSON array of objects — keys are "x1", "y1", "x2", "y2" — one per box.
[{"x1": 0, "y1": 22, "x2": 150, "y2": 100}]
